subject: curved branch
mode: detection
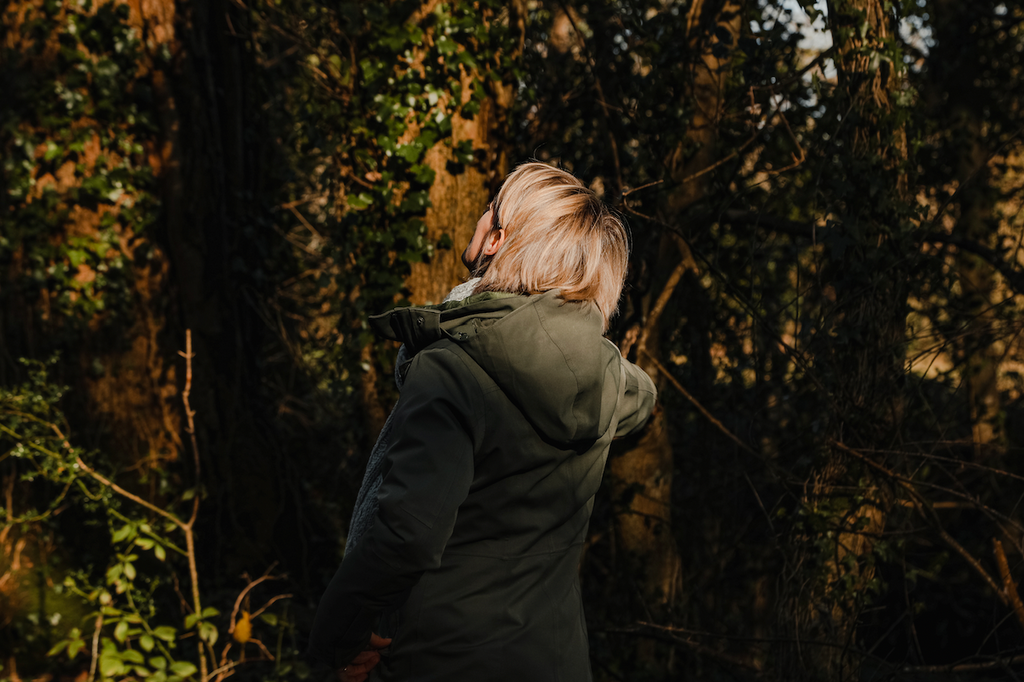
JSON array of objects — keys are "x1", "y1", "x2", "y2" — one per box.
[
  {"x1": 925, "y1": 233, "x2": 1024, "y2": 296},
  {"x1": 832, "y1": 440, "x2": 1007, "y2": 604}
]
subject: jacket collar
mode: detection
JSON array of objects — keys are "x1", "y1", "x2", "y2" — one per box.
[{"x1": 368, "y1": 291, "x2": 522, "y2": 355}]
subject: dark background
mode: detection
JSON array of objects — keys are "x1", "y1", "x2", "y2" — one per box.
[{"x1": 3, "y1": 0, "x2": 1024, "y2": 680}]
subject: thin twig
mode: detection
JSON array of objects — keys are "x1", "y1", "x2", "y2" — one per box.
[
  {"x1": 765, "y1": 93, "x2": 806, "y2": 175},
  {"x1": 249, "y1": 593, "x2": 293, "y2": 621},
  {"x1": 88, "y1": 613, "x2": 102, "y2": 682},
  {"x1": 994, "y1": 539, "x2": 1024, "y2": 631},
  {"x1": 250, "y1": 638, "x2": 275, "y2": 661},
  {"x1": 270, "y1": 223, "x2": 323, "y2": 258},
  {"x1": 227, "y1": 567, "x2": 280, "y2": 634},
  {"x1": 214, "y1": 643, "x2": 234, "y2": 682},
  {"x1": 621, "y1": 179, "x2": 664, "y2": 198},
  {"x1": 677, "y1": 128, "x2": 760, "y2": 186},
  {"x1": 558, "y1": 1, "x2": 624, "y2": 197},
  {"x1": 640, "y1": 349, "x2": 758, "y2": 457},
  {"x1": 179, "y1": 330, "x2": 202, "y2": 524},
  {"x1": 902, "y1": 653, "x2": 1024, "y2": 674},
  {"x1": 832, "y1": 440, "x2": 1007, "y2": 604},
  {"x1": 179, "y1": 330, "x2": 208, "y2": 682},
  {"x1": 929, "y1": 125, "x2": 1024, "y2": 232},
  {"x1": 636, "y1": 259, "x2": 692, "y2": 357},
  {"x1": 208, "y1": 659, "x2": 244, "y2": 681},
  {"x1": 288, "y1": 205, "x2": 324, "y2": 241},
  {"x1": 70, "y1": 455, "x2": 185, "y2": 530}
]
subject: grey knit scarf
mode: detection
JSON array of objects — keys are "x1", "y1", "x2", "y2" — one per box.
[{"x1": 344, "y1": 278, "x2": 481, "y2": 555}]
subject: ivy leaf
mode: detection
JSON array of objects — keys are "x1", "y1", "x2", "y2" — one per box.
[
  {"x1": 436, "y1": 35, "x2": 456, "y2": 55},
  {"x1": 100, "y1": 651, "x2": 126, "y2": 678},
  {"x1": 453, "y1": 140, "x2": 474, "y2": 165},
  {"x1": 457, "y1": 50, "x2": 478, "y2": 69},
  {"x1": 198, "y1": 621, "x2": 218, "y2": 646},
  {"x1": 169, "y1": 660, "x2": 198, "y2": 678},
  {"x1": 43, "y1": 142, "x2": 62, "y2": 161},
  {"x1": 399, "y1": 191, "x2": 430, "y2": 213},
  {"x1": 347, "y1": 193, "x2": 373, "y2": 210},
  {"x1": 410, "y1": 164, "x2": 436, "y2": 185},
  {"x1": 152, "y1": 626, "x2": 176, "y2": 642},
  {"x1": 67, "y1": 249, "x2": 89, "y2": 268},
  {"x1": 396, "y1": 143, "x2": 423, "y2": 163},
  {"x1": 47, "y1": 640, "x2": 68, "y2": 657},
  {"x1": 114, "y1": 619, "x2": 129, "y2": 643},
  {"x1": 140, "y1": 634, "x2": 155, "y2": 652}
]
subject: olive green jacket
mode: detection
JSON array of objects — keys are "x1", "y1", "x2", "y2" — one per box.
[{"x1": 309, "y1": 290, "x2": 656, "y2": 681}]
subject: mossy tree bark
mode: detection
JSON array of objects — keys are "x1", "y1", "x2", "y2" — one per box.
[
  {"x1": 404, "y1": 67, "x2": 516, "y2": 306},
  {"x1": 774, "y1": 0, "x2": 910, "y2": 678}
]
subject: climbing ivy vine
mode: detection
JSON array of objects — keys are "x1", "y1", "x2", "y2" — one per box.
[{"x1": 1, "y1": 1, "x2": 160, "y2": 328}]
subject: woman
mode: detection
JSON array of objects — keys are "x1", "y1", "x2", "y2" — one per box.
[{"x1": 309, "y1": 162, "x2": 657, "y2": 681}]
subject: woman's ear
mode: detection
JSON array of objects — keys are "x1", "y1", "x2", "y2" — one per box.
[{"x1": 483, "y1": 228, "x2": 505, "y2": 256}]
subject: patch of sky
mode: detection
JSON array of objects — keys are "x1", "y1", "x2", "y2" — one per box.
[
  {"x1": 900, "y1": 7, "x2": 935, "y2": 62},
  {"x1": 762, "y1": 0, "x2": 935, "y2": 87},
  {"x1": 780, "y1": 0, "x2": 835, "y2": 81}
]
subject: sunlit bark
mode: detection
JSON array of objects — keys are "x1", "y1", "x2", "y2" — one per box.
[
  {"x1": 404, "y1": 5, "x2": 521, "y2": 305},
  {"x1": 0, "y1": 0, "x2": 184, "y2": 653},
  {"x1": 404, "y1": 70, "x2": 514, "y2": 305}
]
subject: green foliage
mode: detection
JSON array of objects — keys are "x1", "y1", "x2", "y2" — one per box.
[
  {"x1": 5, "y1": 0, "x2": 1024, "y2": 679},
  {"x1": 511, "y1": 0, "x2": 1024, "y2": 676},
  {"x1": 248, "y1": 0, "x2": 518, "y2": 402},
  {"x1": 1, "y1": 1, "x2": 159, "y2": 326},
  {"x1": 0, "y1": 358, "x2": 293, "y2": 680}
]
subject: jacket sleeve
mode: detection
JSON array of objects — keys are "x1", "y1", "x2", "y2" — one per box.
[
  {"x1": 614, "y1": 359, "x2": 657, "y2": 437},
  {"x1": 308, "y1": 347, "x2": 480, "y2": 669}
]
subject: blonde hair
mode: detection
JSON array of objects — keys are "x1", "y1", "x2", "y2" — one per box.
[{"x1": 475, "y1": 162, "x2": 629, "y2": 331}]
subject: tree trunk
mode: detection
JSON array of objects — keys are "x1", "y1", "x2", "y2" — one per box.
[
  {"x1": 403, "y1": 13, "x2": 518, "y2": 305},
  {"x1": 0, "y1": 0, "x2": 185, "y2": 648},
  {"x1": 774, "y1": 0, "x2": 909, "y2": 678},
  {"x1": 930, "y1": 0, "x2": 1004, "y2": 456},
  {"x1": 404, "y1": 76, "x2": 513, "y2": 305},
  {"x1": 609, "y1": 0, "x2": 742, "y2": 673}
]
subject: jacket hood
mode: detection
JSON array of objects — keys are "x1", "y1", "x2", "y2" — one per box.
[{"x1": 369, "y1": 290, "x2": 622, "y2": 443}]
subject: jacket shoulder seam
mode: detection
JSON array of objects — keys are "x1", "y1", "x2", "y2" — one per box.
[{"x1": 414, "y1": 342, "x2": 491, "y2": 436}]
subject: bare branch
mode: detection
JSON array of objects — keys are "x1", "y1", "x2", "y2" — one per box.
[
  {"x1": 994, "y1": 539, "x2": 1024, "y2": 631},
  {"x1": 901, "y1": 653, "x2": 1024, "y2": 674},
  {"x1": 249, "y1": 593, "x2": 293, "y2": 621},
  {"x1": 179, "y1": 330, "x2": 207, "y2": 682},
  {"x1": 227, "y1": 566, "x2": 281, "y2": 634},
  {"x1": 925, "y1": 232, "x2": 1024, "y2": 296},
  {"x1": 641, "y1": 349, "x2": 758, "y2": 457},
  {"x1": 832, "y1": 440, "x2": 1007, "y2": 604}
]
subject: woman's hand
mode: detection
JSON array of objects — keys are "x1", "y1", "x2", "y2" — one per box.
[{"x1": 338, "y1": 633, "x2": 392, "y2": 682}]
